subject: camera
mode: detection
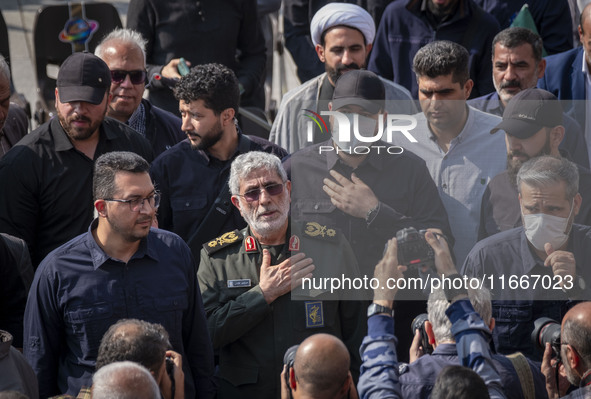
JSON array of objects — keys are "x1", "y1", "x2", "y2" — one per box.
[
  {"x1": 396, "y1": 227, "x2": 435, "y2": 269},
  {"x1": 283, "y1": 345, "x2": 299, "y2": 395},
  {"x1": 165, "y1": 356, "x2": 176, "y2": 398},
  {"x1": 411, "y1": 313, "x2": 433, "y2": 355},
  {"x1": 531, "y1": 317, "x2": 561, "y2": 357}
]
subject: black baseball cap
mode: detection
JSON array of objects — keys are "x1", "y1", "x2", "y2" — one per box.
[
  {"x1": 57, "y1": 52, "x2": 111, "y2": 104},
  {"x1": 331, "y1": 70, "x2": 385, "y2": 114},
  {"x1": 490, "y1": 88, "x2": 563, "y2": 139}
]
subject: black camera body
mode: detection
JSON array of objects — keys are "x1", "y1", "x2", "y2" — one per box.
[
  {"x1": 411, "y1": 313, "x2": 433, "y2": 355},
  {"x1": 531, "y1": 317, "x2": 561, "y2": 357},
  {"x1": 397, "y1": 227, "x2": 435, "y2": 269}
]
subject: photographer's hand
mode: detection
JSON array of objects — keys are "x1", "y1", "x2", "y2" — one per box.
[
  {"x1": 424, "y1": 229, "x2": 456, "y2": 276},
  {"x1": 373, "y1": 238, "x2": 406, "y2": 308},
  {"x1": 542, "y1": 343, "x2": 560, "y2": 399}
]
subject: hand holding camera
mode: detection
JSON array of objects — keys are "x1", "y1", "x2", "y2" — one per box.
[{"x1": 160, "y1": 350, "x2": 184, "y2": 399}]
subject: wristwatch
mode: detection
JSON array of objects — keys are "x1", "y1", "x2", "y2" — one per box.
[
  {"x1": 367, "y1": 303, "x2": 394, "y2": 318},
  {"x1": 366, "y1": 202, "x2": 380, "y2": 225}
]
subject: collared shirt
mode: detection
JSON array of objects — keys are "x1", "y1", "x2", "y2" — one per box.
[
  {"x1": 24, "y1": 220, "x2": 215, "y2": 399},
  {"x1": 127, "y1": 101, "x2": 146, "y2": 136},
  {"x1": 150, "y1": 132, "x2": 287, "y2": 245},
  {"x1": 461, "y1": 225, "x2": 591, "y2": 357},
  {"x1": 391, "y1": 106, "x2": 506, "y2": 265},
  {"x1": 0, "y1": 117, "x2": 154, "y2": 267},
  {"x1": 478, "y1": 162, "x2": 591, "y2": 240}
]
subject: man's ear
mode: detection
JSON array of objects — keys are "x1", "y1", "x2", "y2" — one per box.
[
  {"x1": 316, "y1": 44, "x2": 326, "y2": 63},
  {"x1": 230, "y1": 195, "x2": 242, "y2": 213},
  {"x1": 489, "y1": 317, "x2": 495, "y2": 332},
  {"x1": 95, "y1": 200, "x2": 107, "y2": 217},
  {"x1": 222, "y1": 108, "x2": 235, "y2": 126},
  {"x1": 289, "y1": 367, "x2": 297, "y2": 390},
  {"x1": 549, "y1": 126, "x2": 565, "y2": 149},
  {"x1": 567, "y1": 344, "x2": 581, "y2": 370},
  {"x1": 337, "y1": 371, "x2": 353, "y2": 398},
  {"x1": 425, "y1": 320, "x2": 436, "y2": 345}
]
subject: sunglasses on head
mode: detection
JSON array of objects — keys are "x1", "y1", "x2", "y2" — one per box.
[
  {"x1": 239, "y1": 183, "x2": 285, "y2": 202},
  {"x1": 110, "y1": 70, "x2": 147, "y2": 84}
]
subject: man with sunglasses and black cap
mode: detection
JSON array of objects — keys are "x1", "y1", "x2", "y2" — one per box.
[
  {"x1": 95, "y1": 28, "x2": 185, "y2": 157},
  {"x1": 198, "y1": 150, "x2": 364, "y2": 399},
  {"x1": 0, "y1": 52, "x2": 153, "y2": 268}
]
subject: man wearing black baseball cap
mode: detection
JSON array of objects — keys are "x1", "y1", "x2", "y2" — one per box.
[
  {"x1": 0, "y1": 52, "x2": 153, "y2": 269},
  {"x1": 285, "y1": 69, "x2": 453, "y2": 362},
  {"x1": 479, "y1": 88, "x2": 591, "y2": 241}
]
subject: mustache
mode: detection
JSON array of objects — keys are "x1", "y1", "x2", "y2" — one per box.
[
  {"x1": 68, "y1": 115, "x2": 92, "y2": 123},
  {"x1": 500, "y1": 80, "x2": 521, "y2": 90},
  {"x1": 336, "y1": 63, "x2": 361, "y2": 73}
]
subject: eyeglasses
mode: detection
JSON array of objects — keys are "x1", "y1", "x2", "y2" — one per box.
[
  {"x1": 104, "y1": 193, "x2": 161, "y2": 212},
  {"x1": 110, "y1": 70, "x2": 147, "y2": 85},
  {"x1": 239, "y1": 183, "x2": 285, "y2": 202}
]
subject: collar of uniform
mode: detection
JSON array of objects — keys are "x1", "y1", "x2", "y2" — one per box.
[
  {"x1": 323, "y1": 139, "x2": 385, "y2": 172},
  {"x1": 239, "y1": 222, "x2": 292, "y2": 255},
  {"x1": 86, "y1": 218, "x2": 158, "y2": 270},
  {"x1": 200, "y1": 128, "x2": 246, "y2": 165}
]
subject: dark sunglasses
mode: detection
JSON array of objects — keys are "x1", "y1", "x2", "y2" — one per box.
[
  {"x1": 110, "y1": 70, "x2": 147, "y2": 84},
  {"x1": 239, "y1": 183, "x2": 285, "y2": 202}
]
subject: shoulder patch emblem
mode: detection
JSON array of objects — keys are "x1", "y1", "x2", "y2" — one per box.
[
  {"x1": 203, "y1": 230, "x2": 242, "y2": 255},
  {"x1": 305, "y1": 301, "x2": 324, "y2": 328},
  {"x1": 304, "y1": 222, "x2": 336, "y2": 240},
  {"x1": 289, "y1": 235, "x2": 300, "y2": 251}
]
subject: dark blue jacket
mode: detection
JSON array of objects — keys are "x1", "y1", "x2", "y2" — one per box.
[
  {"x1": 468, "y1": 91, "x2": 590, "y2": 169},
  {"x1": 142, "y1": 99, "x2": 185, "y2": 157},
  {"x1": 538, "y1": 47, "x2": 586, "y2": 129},
  {"x1": 473, "y1": 0, "x2": 573, "y2": 55},
  {"x1": 368, "y1": 0, "x2": 499, "y2": 98}
]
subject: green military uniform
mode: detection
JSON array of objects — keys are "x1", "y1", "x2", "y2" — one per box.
[{"x1": 198, "y1": 222, "x2": 365, "y2": 399}]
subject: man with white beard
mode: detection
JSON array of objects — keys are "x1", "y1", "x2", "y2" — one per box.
[{"x1": 197, "y1": 151, "x2": 365, "y2": 399}]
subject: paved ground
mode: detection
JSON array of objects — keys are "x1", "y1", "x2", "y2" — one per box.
[{"x1": 1, "y1": 0, "x2": 299, "y2": 128}]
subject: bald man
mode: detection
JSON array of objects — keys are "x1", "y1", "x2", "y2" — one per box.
[
  {"x1": 542, "y1": 302, "x2": 591, "y2": 398},
  {"x1": 284, "y1": 333, "x2": 355, "y2": 399}
]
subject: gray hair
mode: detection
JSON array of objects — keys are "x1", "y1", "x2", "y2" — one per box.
[
  {"x1": 562, "y1": 317, "x2": 591, "y2": 371},
  {"x1": 95, "y1": 28, "x2": 147, "y2": 64},
  {"x1": 413, "y1": 40, "x2": 470, "y2": 85},
  {"x1": 0, "y1": 54, "x2": 10, "y2": 83},
  {"x1": 428, "y1": 288, "x2": 492, "y2": 343},
  {"x1": 93, "y1": 151, "x2": 150, "y2": 201},
  {"x1": 92, "y1": 361, "x2": 160, "y2": 399},
  {"x1": 516, "y1": 156, "x2": 579, "y2": 201},
  {"x1": 229, "y1": 151, "x2": 287, "y2": 195},
  {"x1": 492, "y1": 27, "x2": 544, "y2": 63}
]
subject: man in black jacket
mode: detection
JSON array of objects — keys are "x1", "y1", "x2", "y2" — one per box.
[{"x1": 95, "y1": 28, "x2": 185, "y2": 157}]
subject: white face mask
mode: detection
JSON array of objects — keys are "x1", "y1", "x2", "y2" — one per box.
[
  {"x1": 522, "y1": 200, "x2": 574, "y2": 251},
  {"x1": 331, "y1": 113, "x2": 377, "y2": 152}
]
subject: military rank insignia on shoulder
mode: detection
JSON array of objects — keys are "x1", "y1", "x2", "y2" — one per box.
[
  {"x1": 203, "y1": 230, "x2": 242, "y2": 255},
  {"x1": 303, "y1": 221, "x2": 338, "y2": 242}
]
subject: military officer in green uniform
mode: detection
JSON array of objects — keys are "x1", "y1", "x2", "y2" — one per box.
[{"x1": 198, "y1": 151, "x2": 365, "y2": 398}]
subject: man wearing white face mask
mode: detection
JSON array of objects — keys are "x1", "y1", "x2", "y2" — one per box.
[{"x1": 462, "y1": 156, "x2": 591, "y2": 359}]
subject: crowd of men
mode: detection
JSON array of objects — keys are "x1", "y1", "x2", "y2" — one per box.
[{"x1": 3, "y1": 0, "x2": 591, "y2": 398}]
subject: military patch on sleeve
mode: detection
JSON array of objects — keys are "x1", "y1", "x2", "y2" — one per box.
[
  {"x1": 304, "y1": 222, "x2": 337, "y2": 242},
  {"x1": 305, "y1": 301, "x2": 324, "y2": 328},
  {"x1": 203, "y1": 230, "x2": 242, "y2": 255}
]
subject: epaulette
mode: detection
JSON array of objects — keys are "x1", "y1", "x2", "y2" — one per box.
[
  {"x1": 302, "y1": 221, "x2": 339, "y2": 243},
  {"x1": 203, "y1": 230, "x2": 243, "y2": 256}
]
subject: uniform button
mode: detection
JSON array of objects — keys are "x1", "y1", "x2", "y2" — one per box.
[
  {"x1": 442, "y1": 183, "x2": 447, "y2": 189},
  {"x1": 314, "y1": 204, "x2": 319, "y2": 210},
  {"x1": 185, "y1": 202, "x2": 190, "y2": 207},
  {"x1": 173, "y1": 300, "x2": 178, "y2": 306}
]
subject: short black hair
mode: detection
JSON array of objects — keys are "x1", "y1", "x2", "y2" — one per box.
[
  {"x1": 93, "y1": 151, "x2": 150, "y2": 201},
  {"x1": 492, "y1": 27, "x2": 543, "y2": 62},
  {"x1": 431, "y1": 365, "x2": 490, "y2": 399},
  {"x1": 413, "y1": 40, "x2": 470, "y2": 85},
  {"x1": 173, "y1": 63, "x2": 240, "y2": 115}
]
